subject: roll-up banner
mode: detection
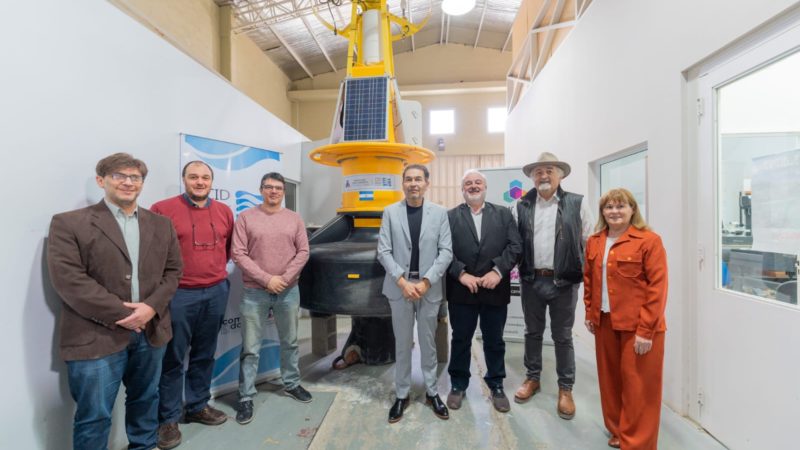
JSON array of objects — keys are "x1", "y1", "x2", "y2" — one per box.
[
  {"x1": 479, "y1": 167, "x2": 534, "y2": 343},
  {"x1": 180, "y1": 133, "x2": 283, "y2": 394}
]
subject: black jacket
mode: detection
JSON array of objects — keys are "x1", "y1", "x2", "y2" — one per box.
[
  {"x1": 516, "y1": 187, "x2": 585, "y2": 286},
  {"x1": 446, "y1": 202, "x2": 522, "y2": 306}
]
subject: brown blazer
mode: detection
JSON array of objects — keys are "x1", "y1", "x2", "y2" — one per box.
[
  {"x1": 47, "y1": 200, "x2": 182, "y2": 361},
  {"x1": 583, "y1": 226, "x2": 668, "y2": 340}
]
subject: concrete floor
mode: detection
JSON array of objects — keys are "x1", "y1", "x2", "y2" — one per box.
[{"x1": 180, "y1": 317, "x2": 727, "y2": 449}]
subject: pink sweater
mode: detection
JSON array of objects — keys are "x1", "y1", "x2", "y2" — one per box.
[{"x1": 231, "y1": 206, "x2": 309, "y2": 289}]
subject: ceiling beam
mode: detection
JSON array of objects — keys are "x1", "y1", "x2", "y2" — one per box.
[
  {"x1": 532, "y1": 0, "x2": 553, "y2": 29},
  {"x1": 440, "y1": 11, "x2": 445, "y2": 44},
  {"x1": 532, "y1": 0, "x2": 566, "y2": 77},
  {"x1": 233, "y1": 0, "x2": 323, "y2": 33},
  {"x1": 288, "y1": 81, "x2": 506, "y2": 101},
  {"x1": 531, "y1": 19, "x2": 575, "y2": 34},
  {"x1": 269, "y1": 24, "x2": 314, "y2": 78},
  {"x1": 299, "y1": 14, "x2": 336, "y2": 72},
  {"x1": 445, "y1": 14, "x2": 450, "y2": 45},
  {"x1": 501, "y1": 27, "x2": 512, "y2": 52},
  {"x1": 473, "y1": 0, "x2": 488, "y2": 48}
]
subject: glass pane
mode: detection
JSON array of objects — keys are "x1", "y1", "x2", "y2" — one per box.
[
  {"x1": 488, "y1": 107, "x2": 506, "y2": 133},
  {"x1": 717, "y1": 50, "x2": 800, "y2": 306},
  {"x1": 430, "y1": 109, "x2": 454, "y2": 135},
  {"x1": 599, "y1": 150, "x2": 647, "y2": 220},
  {"x1": 284, "y1": 181, "x2": 297, "y2": 212}
]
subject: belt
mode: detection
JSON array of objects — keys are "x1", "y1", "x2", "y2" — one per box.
[
  {"x1": 407, "y1": 271, "x2": 420, "y2": 280},
  {"x1": 533, "y1": 269, "x2": 555, "y2": 277}
]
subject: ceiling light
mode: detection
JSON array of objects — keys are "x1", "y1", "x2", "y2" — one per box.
[{"x1": 442, "y1": 0, "x2": 476, "y2": 16}]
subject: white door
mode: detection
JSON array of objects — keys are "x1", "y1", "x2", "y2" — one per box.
[{"x1": 692, "y1": 17, "x2": 800, "y2": 450}]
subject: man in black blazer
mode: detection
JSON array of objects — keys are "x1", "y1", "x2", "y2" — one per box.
[{"x1": 445, "y1": 169, "x2": 522, "y2": 413}]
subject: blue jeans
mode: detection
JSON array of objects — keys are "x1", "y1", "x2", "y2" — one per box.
[
  {"x1": 159, "y1": 280, "x2": 229, "y2": 424},
  {"x1": 67, "y1": 332, "x2": 166, "y2": 450},
  {"x1": 238, "y1": 286, "x2": 300, "y2": 401}
]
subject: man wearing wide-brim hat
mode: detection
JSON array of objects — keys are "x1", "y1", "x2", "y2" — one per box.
[{"x1": 512, "y1": 152, "x2": 594, "y2": 420}]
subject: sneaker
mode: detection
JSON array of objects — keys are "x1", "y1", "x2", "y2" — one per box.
[
  {"x1": 184, "y1": 406, "x2": 227, "y2": 426},
  {"x1": 157, "y1": 422, "x2": 181, "y2": 450},
  {"x1": 284, "y1": 385, "x2": 313, "y2": 403},
  {"x1": 236, "y1": 400, "x2": 254, "y2": 425}
]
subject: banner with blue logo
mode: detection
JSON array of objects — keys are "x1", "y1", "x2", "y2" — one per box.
[
  {"x1": 480, "y1": 167, "x2": 534, "y2": 343},
  {"x1": 180, "y1": 133, "x2": 283, "y2": 394}
]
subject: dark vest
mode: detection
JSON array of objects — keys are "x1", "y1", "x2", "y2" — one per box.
[{"x1": 517, "y1": 187, "x2": 584, "y2": 286}]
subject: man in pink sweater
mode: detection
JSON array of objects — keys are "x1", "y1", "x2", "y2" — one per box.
[{"x1": 231, "y1": 172, "x2": 311, "y2": 425}]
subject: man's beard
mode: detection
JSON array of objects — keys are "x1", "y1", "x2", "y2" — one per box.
[
  {"x1": 189, "y1": 192, "x2": 209, "y2": 202},
  {"x1": 463, "y1": 191, "x2": 486, "y2": 205},
  {"x1": 538, "y1": 182, "x2": 552, "y2": 193}
]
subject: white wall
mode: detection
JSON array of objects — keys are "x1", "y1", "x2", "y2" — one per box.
[
  {"x1": 299, "y1": 140, "x2": 343, "y2": 227},
  {"x1": 0, "y1": 1, "x2": 306, "y2": 448},
  {"x1": 505, "y1": 0, "x2": 797, "y2": 421}
]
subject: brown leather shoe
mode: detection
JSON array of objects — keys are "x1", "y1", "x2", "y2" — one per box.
[
  {"x1": 557, "y1": 388, "x2": 576, "y2": 420},
  {"x1": 157, "y1": 422, "x2": 181, "y2": 450},
  {"x1": 608, "y1": 436, "x2": 620, "y2": 448},
  {"x1": 490, "y1": 387, "x2": 511, "y2": 413},
  {"x1": 514, "y1": 379, "x2": 540, "y2": 404},
  {"x1": 185, "y1": 406, "x2": 228, "y2": 426},
  {"x1": 446, "y1": 388, "x2": 465, "y2": 410},
  {"x1": 332, "y1": 346, "x2": 361, "y2": 370}
]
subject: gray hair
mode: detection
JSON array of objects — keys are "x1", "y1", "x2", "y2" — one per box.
[{"x1": 461, "y1": 168, "x2": 487, "y2": 186}]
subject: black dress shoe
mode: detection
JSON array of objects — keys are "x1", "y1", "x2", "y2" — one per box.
[
  {"x1": 388, "y1": 397, "x2": 409, "y2": 423},
  {"x1": 425, "y1": 393, "x2": 449, "y2": 420}
]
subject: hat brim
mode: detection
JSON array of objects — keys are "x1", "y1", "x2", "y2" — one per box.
[{"x1": 522, "y1": 161, "x2": 571, "y2": 178}]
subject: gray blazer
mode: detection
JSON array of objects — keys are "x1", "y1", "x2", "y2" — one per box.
[{"x1": 377, "y1": 199, "x2": 453, "y2": 302}]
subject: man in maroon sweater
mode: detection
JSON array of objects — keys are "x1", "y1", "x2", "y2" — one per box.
[
  {"x1": 231, "y1": 172, "x2": 311, "y2": 425},
  {"x1": 151, "y1": 161, "x2": 234, "y2": 449}
]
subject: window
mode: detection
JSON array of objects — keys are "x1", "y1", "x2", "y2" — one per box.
[
  {"x1": 599, "y1": 149, "x2": 647, "y2": 220},
  {"x1": 717, "y1": 50, "x2": 800, "y2": 306},
  {"x1": 284, "y1": 180, "x2": 297, "y2": 212},
  {"x1": 488, "y1": 107, "x2": 506, "y2": 133},
  {"x1": 429, "y1": 109, "x2": 454, "y2": 135}
]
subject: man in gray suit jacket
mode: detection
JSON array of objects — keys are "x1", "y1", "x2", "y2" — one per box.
[
  {"x1": 377, "y1": 164, "x2": 453, "y2": 424},
  {"x1": 47, "y1": 153, "x2": 182, "y2": 450}
]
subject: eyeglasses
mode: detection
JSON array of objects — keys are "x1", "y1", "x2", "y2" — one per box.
[
  {"x1": 261, "y1": 185, "x2": 284, "y2": 192},
  {"x1": 110, "y1": 172, "x2": 144, "y2": 184},
  {"x1": 188, "y1": 207, "x2": 218, "y2": 250}
]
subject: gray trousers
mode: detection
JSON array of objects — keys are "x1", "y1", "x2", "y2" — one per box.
[
  {"x1": 520, "y1": 278, "x2": 579, "y2": 390},
  {"x1": 388, "y1": 296, "x2": 440, "y2": 399}
]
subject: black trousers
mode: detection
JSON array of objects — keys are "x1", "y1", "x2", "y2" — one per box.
[{"x1": 447, "y1": 302, "x2": 508, "y2": 391}]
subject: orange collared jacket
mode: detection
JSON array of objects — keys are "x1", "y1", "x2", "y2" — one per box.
[{"x1": 583, "y1": 226, "x2": 668, "y2": 339}]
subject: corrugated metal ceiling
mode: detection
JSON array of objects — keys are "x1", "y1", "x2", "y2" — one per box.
[{"x1": 215, "y1": 0, "x2": 522, "y2": 80}]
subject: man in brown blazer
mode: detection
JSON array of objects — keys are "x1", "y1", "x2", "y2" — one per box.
[{"x1": 47, "y1": 153, "x2": 182, "y2": 450}]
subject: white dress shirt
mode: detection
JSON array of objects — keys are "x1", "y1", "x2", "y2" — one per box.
[
  {"x1": 529, "y1": 192, "x2": 594, "y2": 269},
  {"x1": 466, "y1": 202, "x2": 502, "y2": 279},
  {"x1": 470, "y1": 204, "x2": 484, "y2": 238}
]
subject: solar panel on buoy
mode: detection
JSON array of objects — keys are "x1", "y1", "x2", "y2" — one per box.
[{"x1": 342, "y1": 76, "x2": 388, "y2": 142}]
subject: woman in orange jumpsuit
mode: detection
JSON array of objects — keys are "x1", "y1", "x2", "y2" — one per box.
[{"x1": 584, "y1": 188, "x2": 668, "y2": 449}]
